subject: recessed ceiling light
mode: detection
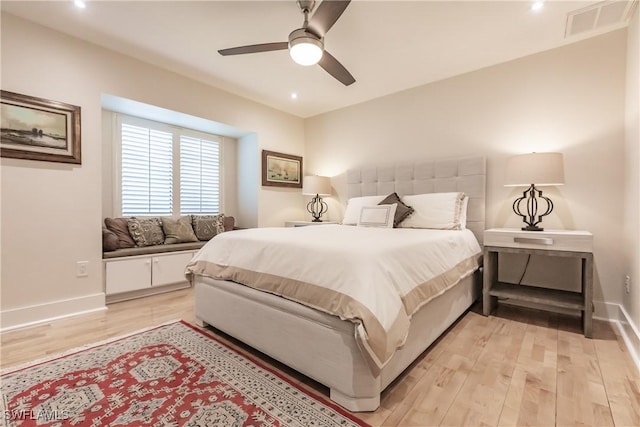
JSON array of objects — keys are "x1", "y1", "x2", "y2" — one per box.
[
  {"x1": 531, "y1": 1, "x2": 544, "y2": 12},
  {"x1": 74, "y1": 0, "x2": 86, "y2": 9},
  {"x1": 291, "y1": 93, "x2": 298, "y2": 100}
]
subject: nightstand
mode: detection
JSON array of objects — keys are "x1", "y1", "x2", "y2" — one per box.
[
  {"x1": 284, "y1": 221, "x2": 338, "y2": 227},
  {"x1": 483, "y1": 228, "x2": 594, "y2": 337}
]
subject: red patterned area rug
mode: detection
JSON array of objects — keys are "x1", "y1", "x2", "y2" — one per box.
[{"x1": 1, "y1": 321, "x2": 369, "y2": 427}]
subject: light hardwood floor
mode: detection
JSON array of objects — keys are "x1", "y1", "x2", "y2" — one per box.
[{"x1": 2, "y1": 288, "x2": 639, "y2": 427}]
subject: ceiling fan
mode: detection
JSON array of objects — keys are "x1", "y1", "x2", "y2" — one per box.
[{"x1": 218, "y1": 0, "x2": 355, "y2": 86}]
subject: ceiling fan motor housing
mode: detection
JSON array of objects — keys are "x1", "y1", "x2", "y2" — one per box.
[{"x1": 288, "y1": 28, "x2": 323, "y2": 49}]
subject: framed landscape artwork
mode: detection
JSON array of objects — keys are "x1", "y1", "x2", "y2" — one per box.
[
  {"x1": 0, "y1": 90, "x2": 81, "y2": 164},
  {"x1": 262, "y1": 150, "x2": 303, "y2": 188}
]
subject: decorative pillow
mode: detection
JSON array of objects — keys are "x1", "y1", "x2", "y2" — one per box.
[
  {"x1": 223, "y1": 216, "x2": 235, "y2": 232},
  {"x1": 342, "y1": 195, "x2": 387, "y2": 225},
  {"x1": 192, "y1": 214, "x2": 226, "y2": 241},
  {"x1": 399, "y1": 192, "x2": 465, "y2": 230},
  {"x1": 127, "y1": 217, "x2": 165, "y2": 247},
  {"x1": 161, "y1": 216, "x2": 198, "y2": 244},
  {"x1": 378, "y1": 192, "x2": 414, "y2": 227},
  {"x1": 357, "y1": 204, "x2": 397, "y2": 228},
  {"x1": 104, "y1": 217, "x2": 136, "y2": 249},
  {"x1": 102, "y1": 227, "x2": 120, "y2": 252}
]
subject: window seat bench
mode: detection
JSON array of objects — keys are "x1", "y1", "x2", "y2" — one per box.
[{"x1": 103, "y1": 215, "x2": 235, "y2": 303}]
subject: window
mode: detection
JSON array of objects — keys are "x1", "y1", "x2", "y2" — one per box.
[
  {"x1": 120, "y1": 123, "x2": 173, "y2": 216},
  {"x1": 117, "y1": 115, "x2": 222, "y2": 217},
  {"x1": 180, "y1": 134, "x2": 221, "y2": 215}
]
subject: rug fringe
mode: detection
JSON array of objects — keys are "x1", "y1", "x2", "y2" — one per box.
[{"x1": 1, "y1": 319, "x2": 182, "y2": 375}]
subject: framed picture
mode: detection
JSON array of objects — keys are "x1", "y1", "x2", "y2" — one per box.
[
  {"x1": 262, "y1": 150, "x2": 303, "y2": 188},
  {"x1": 1, "y1": 90, "x2": 81, "y2": 164}
]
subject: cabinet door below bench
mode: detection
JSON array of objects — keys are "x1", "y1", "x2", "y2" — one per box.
[
  {"x1": 152, "y1": 252, "x2": 195, "y2": 287},
  {"x1": 106, "y1": 257, "x2": 152, "y2": 295}
]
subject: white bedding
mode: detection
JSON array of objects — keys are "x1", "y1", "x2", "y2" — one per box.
[{"x1": 185, "y1": 225, "x2": 481, "y2": 374}]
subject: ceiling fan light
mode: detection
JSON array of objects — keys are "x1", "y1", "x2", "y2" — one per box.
[{"x1": 289, "y1": 36, "x2": 323, "y2": 66}]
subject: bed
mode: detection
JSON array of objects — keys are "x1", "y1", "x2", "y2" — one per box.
[{"x1": 187, "y1": 156, "x2": 486, "y2": 412}]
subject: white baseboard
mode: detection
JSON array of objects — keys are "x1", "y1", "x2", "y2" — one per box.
[
  {"x1": 594, "y1": 300, "x2": 640, "y2": 373},
  {"x1": 616, "y1": 305, "x2": 640, "y2": 373},
  {"x1": 0, "y1": 293, "x2": 106, "y2": 333}
]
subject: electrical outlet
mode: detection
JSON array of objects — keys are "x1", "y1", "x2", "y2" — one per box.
[
  {"x1": 625, "y1": 275, "x2": 631, "y2": 294},
  {"x1": 77, "y1": 261, "x2": 88, "y2": 277}
]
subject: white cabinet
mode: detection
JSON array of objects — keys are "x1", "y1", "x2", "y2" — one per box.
[
  {"x1": 152, "y1": 252, "x2": 195, "y2": 286},
  {"x1": 105, "y1": 257, "x2": 152, "y2": 295},
  {"x1": 105, "y1": 251, "x2": 196, "y2": 297}
]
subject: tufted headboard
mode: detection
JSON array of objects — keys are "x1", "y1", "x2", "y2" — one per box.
[{"x1": 346, "y1": 156, "x2": 486, "y2": 244}]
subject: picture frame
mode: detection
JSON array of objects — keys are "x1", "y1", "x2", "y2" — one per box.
[
  {"x1": 1, "y1": 90, "x2": 81, "y2": 164},
  {"x1": 262, "y1": 150, "x2": 303, "y2": 188}
]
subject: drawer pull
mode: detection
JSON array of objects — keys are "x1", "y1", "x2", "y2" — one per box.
[{"x1": 514, "y1": 237, "x2": 553, "y2": 245}]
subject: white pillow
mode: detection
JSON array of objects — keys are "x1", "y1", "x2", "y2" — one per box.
[
  {"x1": 460, "y1": 196, "x2": 469, "y2": 229},
  {"x1": 357, "y1": 204, "x2": 397, "y2": 228},
  {"x1": 399, "y1": 192, "x2": 465, "y2": 230},
  {"x1": 342, "y1": 195, "x2": 387, "y2": 225}
]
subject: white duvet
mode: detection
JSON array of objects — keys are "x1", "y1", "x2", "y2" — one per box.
[{"x1": 186, "y1": 225, "x2": 481, "y2": 374}]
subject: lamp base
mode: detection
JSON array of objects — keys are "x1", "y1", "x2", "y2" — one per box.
[
  {"x1": 307, "y1": 194, "x2": 328, "y2": 222},
  {"x1": 513, "y1": 184, "x2": 554, "y2": 232}
]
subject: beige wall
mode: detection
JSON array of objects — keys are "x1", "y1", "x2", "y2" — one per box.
[
  {"x1": 0, "y1": 14, "x2": 305, "y2": 327},
  {"x1": 305, "y1": 31, "x2": 628, "y2": 313},
  {"x1": 623, "y1": 6, "x2": 640, "y2": 333}
]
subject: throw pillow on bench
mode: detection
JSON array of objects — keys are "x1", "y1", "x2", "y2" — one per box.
[{"x1": 103, "y1": 214, "x2": 232, "y2": 252}]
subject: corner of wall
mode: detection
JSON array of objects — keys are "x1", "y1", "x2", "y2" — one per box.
[
  {"x1": 237, "y1": 134, "x2": 259, "y2": 228},
  {"x1": 623, "y1": 0, "x2": 640, "y2": 344}
]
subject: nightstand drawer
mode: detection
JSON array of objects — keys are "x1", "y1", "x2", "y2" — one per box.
[
  {"x1": 285, "y1": 221, "x2": 338, "y2": 227},
  {"x1": 484, "y1": 228, "x2": 593, "y2": 252}
]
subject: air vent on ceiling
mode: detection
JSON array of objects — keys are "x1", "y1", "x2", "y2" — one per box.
[{"x1": 566, "y1": 0, "x2": 638, "y2": 38}]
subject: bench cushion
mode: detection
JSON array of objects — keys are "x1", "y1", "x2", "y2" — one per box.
[{"x1": 103, "y1": 241, "x2": 207, "y2": 259}]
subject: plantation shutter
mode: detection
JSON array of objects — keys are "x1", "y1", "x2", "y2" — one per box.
[
  {"x1": 121, "y1": 123, "x2": 173, "y2": 216},
  {"x1": 180, "y1": 135, "x2": 221, "y2": 215}
]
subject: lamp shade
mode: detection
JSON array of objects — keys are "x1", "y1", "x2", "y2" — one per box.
[
  {"x1": 505, "y1": 152, "x2": 565, "y2": 187},
  {"x1": 302, "y1": 176, "x2": 331, "y2": 196}
]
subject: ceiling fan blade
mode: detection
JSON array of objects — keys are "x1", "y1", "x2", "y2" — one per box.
[
  {"x1": 307, "y1": 0, "x2": 351, "y2": 37},
  {"x1": 318, "y1": 51, "x2": 355, "y2": 86},
  {"x1": 218, "y1": 42, "x2": 288, "y2": 56}
]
